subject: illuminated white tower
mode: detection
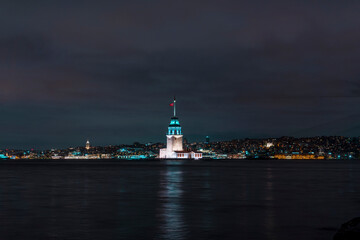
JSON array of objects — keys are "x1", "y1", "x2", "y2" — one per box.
[
  {"x1": 86, "y1": 140, "x2": 91, "y2": 150},
  {"x1": 159, "y1": 98, "x2": 202, "y2": 159},
  {"x1": 166, "y1": 99, "x2": 183, "y2": 154},
  {"x1": 160, "y1": 97, "x2": 184, "y2": 158}
]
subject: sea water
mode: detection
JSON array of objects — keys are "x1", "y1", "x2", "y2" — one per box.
[{"x1": 0, "y1": 159, "x2": 359, "y2": 240}]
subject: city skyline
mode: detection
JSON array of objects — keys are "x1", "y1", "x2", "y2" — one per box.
[
  {"x1": 1, "y1": 135, "x2": 359, "y2": 160},
  {"x1": 1, "y1": 1, "x2": 360, "y2": 149}
]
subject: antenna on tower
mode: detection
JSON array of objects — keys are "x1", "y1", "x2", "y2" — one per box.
[{"x1": 173, "y1": 96, "x2": 176, "y2": 117}]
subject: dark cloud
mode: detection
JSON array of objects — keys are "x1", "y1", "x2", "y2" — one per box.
[{"x1": 0, "y1": 0, "x2": 359, "y2": 149}]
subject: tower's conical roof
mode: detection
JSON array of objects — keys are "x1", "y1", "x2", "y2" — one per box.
[
  {"x1": 168, "y1": 117, "x2": 182, "y2": 135},
  {"x1": 169, "y1": 116, "x2": 180, "y2": 127}
]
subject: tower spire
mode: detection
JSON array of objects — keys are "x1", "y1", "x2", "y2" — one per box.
[{"x1": 173, "y1": 96, "x2": 176, "y2": 117}]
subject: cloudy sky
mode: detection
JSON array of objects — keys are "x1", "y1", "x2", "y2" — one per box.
[{"x1": 0, "y1": 0, "x2": 359, "y2": 149}]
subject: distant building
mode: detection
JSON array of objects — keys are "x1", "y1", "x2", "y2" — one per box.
[
  {"x1": 205, "y1": 136, "x2": 210, "y2": 144},
  {"x1": 265, "y1": 142, "x2": 274, "y2": 148},
  {"x1": 159, "y1": 98, "x2": 202, "y2": 159},
  {"x1": 86, "y1": 140, "x2": 91, "y2": 150}
]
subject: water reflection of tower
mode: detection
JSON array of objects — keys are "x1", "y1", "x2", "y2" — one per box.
[{"x1": 158, "y1": 163, "x2": 186, "y2": 240}]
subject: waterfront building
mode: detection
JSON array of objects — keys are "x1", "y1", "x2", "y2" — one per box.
[{"x1": 159, "y1": 98, "x2": 202, "y2": 159}]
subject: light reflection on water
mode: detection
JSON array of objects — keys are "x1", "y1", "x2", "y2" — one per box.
[{"x1": 158, "y1": 162, "x2": 186, "y2": 240}]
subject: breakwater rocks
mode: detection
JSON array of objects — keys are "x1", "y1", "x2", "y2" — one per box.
[{"x1": 334, "y1": 218, "x2": 360, "y2": 240}]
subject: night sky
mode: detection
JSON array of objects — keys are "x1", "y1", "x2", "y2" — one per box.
[{"x1": 1, "y1": 0, "x2": 360, "y2": 149}]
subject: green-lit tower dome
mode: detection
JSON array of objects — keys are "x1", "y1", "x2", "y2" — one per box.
[{"x1": 168, "y1": 117, "x2": 182, "y2": 135}]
